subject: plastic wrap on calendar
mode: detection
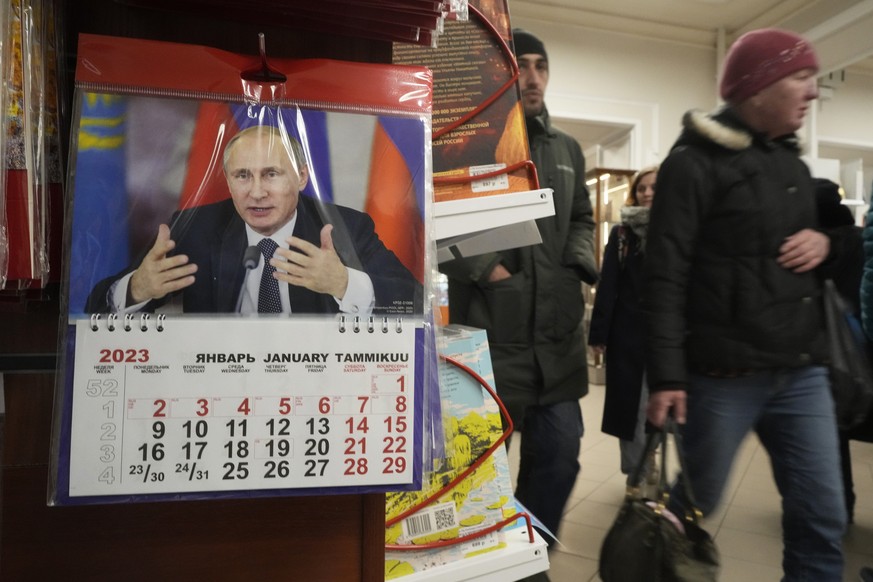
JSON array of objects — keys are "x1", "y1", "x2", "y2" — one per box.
[{"x1": 49, "y1": 33, "x2": 438, "y2": 505}]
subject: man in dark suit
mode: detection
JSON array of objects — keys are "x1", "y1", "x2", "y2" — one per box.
[{"x1": 87, "y1": 125, "x2": 420, "y2": 315}]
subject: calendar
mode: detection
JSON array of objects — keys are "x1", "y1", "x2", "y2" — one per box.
[
  {"x1": 54, "y1": 317, "x2": 423, "y2": 503},
  {"x1": 50, "y1": 34, "x2": 434, "y2": 505}
]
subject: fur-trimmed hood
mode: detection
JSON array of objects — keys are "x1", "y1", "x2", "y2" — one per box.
[{"x1": 679, "y1": 108, "x2": 802, "y2": 153}]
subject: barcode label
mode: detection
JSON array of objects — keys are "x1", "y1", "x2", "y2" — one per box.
[
  {"x1": 470, "y1": 164, "x2": 509, "y2": 192},
  {"x1": 404, "y1": 513, "x2": 432, "y2": 537},
  {"x1": 461, "y1": 530, "x2": 499, "y2": 554},
  {"x1": 401, "y1": 500, "x2": 458, "y2": 539}
]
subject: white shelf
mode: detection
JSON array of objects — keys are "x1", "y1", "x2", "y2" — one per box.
[
  {"x1": 434, "y1": 188, "x2": 555, "y2": 239},
  {"x1": 433, "y1": 189, "x2": 555, "y2": 262},
  {"x1": 436, "y1": 221, "x2": 543, "y2": 263},
  {"x1": 399, "y1": 527, "x2": 550, "y2": 582}
]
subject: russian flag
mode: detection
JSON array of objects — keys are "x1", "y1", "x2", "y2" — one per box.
[
  {"x1": 178, "y1": 101, "x2": 239, "y2": 209},
  {"x1": 365, "y1": 116, "x2": 426, "y2": 283}
]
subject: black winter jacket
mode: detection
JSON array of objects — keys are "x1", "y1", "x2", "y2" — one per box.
[{"x1": 644, "y1": 108, "x2": 840, "y2": 391}]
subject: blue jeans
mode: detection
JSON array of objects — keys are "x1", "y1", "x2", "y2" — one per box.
[
  {"x1": 672, "y1": 366, "x2": 846, "y2": 581},
  {"x1": 514, "y1": 400, "x2": 584, "y2": 542}
]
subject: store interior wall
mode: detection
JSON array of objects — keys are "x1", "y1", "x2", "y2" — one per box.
[
  {"x1": 512, "y1": 14, "x2": 873, "y2": 200},
  {"x1": 816, "y1": 70, "x2": 873, "y2": 187}
]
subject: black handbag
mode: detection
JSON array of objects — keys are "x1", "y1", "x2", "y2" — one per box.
[
  {"x1": 599, "y1": 418, "x2": 719, "y2": 582},
  {"x1": 823, "y1": 279, "x2": 873, "y2": 431}
]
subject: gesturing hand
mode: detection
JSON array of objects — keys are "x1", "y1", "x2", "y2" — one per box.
[
  {"x1": 273, "y1": 224, "x2": 349, "y2": 299},
  {"x1": 129, "y1": 224, "x2": 197, "y2": 305}
]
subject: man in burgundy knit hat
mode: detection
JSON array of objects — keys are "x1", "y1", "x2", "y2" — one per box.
[{"x1": 643, "y1": 28, "x2": 849, "y2": 580}]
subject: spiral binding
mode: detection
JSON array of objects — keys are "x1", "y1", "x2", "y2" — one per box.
[
  {"x1": 337, "y1": 315, "x2": 403, "y2": 334},
  {"x1": 90, "y1": 313, "x2": 396, "y2": 333},
  {"x1": 88, "y1": 313, "x2": 167, "y2": 332}
]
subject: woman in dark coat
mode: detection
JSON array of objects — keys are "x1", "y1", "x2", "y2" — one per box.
[{"x1": 589, "y1": 166, "x2": 657, "y2": 479}]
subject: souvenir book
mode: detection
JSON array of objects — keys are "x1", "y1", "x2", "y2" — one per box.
[
  {"x1": 385, "y1": 325, "x2": 519, "y2": 578},
  {"x1": 393, "y1": 0, "x2": 537, "y2": 204}
]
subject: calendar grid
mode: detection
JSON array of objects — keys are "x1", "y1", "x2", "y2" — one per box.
[{"x1": 55, "y1": 318, "x2": 424, "y2": 504}]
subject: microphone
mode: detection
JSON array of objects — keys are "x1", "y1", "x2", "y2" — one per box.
[
  {"x1": 243, "y1": 245, "x2": 260, "y2": 270},
  {"x1": 236, "y1": 246, "x2": 262, "y2": 312}
]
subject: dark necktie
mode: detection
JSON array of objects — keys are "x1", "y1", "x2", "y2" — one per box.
[{"x1": 257, "y1": 238, "x2": 282, "y2": 313}]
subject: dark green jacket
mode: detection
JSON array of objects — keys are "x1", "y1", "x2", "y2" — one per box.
[{"x1": 441, "y1": 107, "x2": 597, "y2": 424}]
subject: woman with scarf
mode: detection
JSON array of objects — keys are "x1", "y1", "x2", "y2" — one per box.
[{"x1": 589, "y1": 166, "x2": 657, "y2": 482}]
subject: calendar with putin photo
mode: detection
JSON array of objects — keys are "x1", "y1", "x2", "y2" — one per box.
[{"x1": 50, "y1": 34, "x2": 437, "y2": 505}]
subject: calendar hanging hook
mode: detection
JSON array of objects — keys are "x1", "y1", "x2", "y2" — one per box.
[{"x1": 241, "y1": 33, "x2": 287, "y2": 83}]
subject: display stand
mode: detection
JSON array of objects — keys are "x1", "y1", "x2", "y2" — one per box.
[
  {"x1": 2, "y1": 4, "x2": 550, "y2": 581},
  {"x1": 0, "y1": 1, "x2": 393, "y2": 580},
  {"x1": 434, "y1": 189, "x2": 555, "y2": 263},
  {"x1": 1, "y1": 293, "x2": 389, "y2": 582},
  {"x1": 403, "y1": 528, "x2": 550, "y2": 582}
]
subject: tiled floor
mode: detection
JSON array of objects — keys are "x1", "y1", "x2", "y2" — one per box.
[{"x1": 507, "y1": 380, "x2": 873, "y2": 582}]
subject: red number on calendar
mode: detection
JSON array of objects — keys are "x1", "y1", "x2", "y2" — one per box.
[
  {"x1": 99, "y1": 348, "x2": 149, "y2": 363},
  {"x1": 278, "y1": 397, "x2": 292, "y2": 415},
  {"x1": 383, "y1": 436, "x2": 407, "y2": 454},
  {"x1": 237, "y1": 398, "x2": 251, "y2": 415},
  {"x1": 344, "y1": 437, "x2": 367, "y2": 455},
  {"x1": 396, "y1": 375, "x2": 405, "y2": 392},
  {"x1": 318, "y1": 397, "x2": 331, "y2": 414},
  {"x1": 345, "y1": 417, "x2": 369, "y2": 433},
  {"x1": 384, "y1": 416, "x2": 407, "y2": 433},
  {"x1": 383, "y1": 456, "x2": 406, "y2": 474},
  {"x1": 357, "y1": 396, "x2": 369, "y2": 413},
  {"x1": 344, "y1": 458, "x2": 368, "y2": 475},
  {"x1": 395, "y1": 395, "x2": 407, "y2": 413},
  {"x1": 153, "y1": 399, "x2": 167, "y2": 417},
  {"x1": 196, "y1": 399, "x2": 209, "y2": 416}
]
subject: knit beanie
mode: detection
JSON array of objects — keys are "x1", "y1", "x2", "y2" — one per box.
[
  {"x1": 720, "y1": 28, "x2": 819, "y2": 104},
  {"x1": 512, "y1": 28, "x2": 548, "y2": 61}
]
